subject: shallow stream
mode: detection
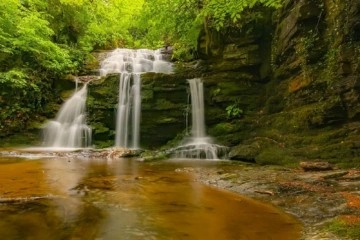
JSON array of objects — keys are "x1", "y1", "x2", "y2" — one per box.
[{"x1": 0, "y1": 155, "x2": 302, "y2": 239}]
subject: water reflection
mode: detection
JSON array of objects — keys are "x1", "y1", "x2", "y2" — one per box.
[{"x1": 0, "y1": 156, "x2": 302, "y2": 239}]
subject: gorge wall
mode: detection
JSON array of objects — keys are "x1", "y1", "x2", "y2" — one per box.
[{"x1": 201, "y1": 0, "x2": 360, "y2": 165}]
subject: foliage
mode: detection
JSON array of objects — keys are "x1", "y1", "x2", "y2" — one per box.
[
  {"x1": 0, "y1": 0, "x2": 68, "y2": 135},
  {"x1": 0, "y1": 0, "x2": 72, "y2": 73},
  {"x1": 201, "y1": 0, "x2": 281, "y2": 31},
  {"x1": 226, "y1": 100, "x2": 243, "y2": 119},
  {"x1": 136, "y1": 0, "x2": 283, "y2": 59}
]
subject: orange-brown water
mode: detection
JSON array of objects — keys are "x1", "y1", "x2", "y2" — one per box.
[{"x1": 0, "y1": 157, "x2": 302, "y2": 239}]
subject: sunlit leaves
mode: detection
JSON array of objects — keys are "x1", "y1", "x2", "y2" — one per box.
[
  {"x1": 0, "y1": 69, "x2": 28, "y2": 89},
  {"x1": 136, "y1": 0, "x2": 284, "y2": 59},
  {"x1": 203, "y1": 0, "x2": 282, "y2": 31},
  {"x1": 135, "y1": 0, "x2": 202, "y2": 55},
  {"x1": 0, "y1": 0, "x2": 72, "y2": 75},
  {"x1": 59, "y1": 0, "x2": 84, "y2": 6}
]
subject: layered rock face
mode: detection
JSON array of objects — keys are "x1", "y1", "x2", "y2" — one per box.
[{"x1": 222, "y1": 0, "x2": 360, "y2": 165}]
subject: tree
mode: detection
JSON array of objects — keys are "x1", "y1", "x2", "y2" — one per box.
[{"x1": 0, "y1": 0, "x2": 71, "y2": 135}]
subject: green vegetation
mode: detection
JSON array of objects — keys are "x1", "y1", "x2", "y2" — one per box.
[
  {"x1": 226, "y1": 100, "x2": 243, "y2": 119},
  {"x1": 327, "y1": 218, "x2": 360, "y2": 239},
  {"x1": 136, "y1": 0, "x2": 282, "y2": 58},
  {"x1": 256, "y1": 147, "x2": 298, "y2": 166}
]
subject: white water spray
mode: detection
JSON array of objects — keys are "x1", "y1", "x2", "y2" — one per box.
[
  {"x1": 42, "y1": 84, "x2": 92, "y2": 149},
  {"x1": 99, "y1": 48, "x2": 173, "y2": 149}
]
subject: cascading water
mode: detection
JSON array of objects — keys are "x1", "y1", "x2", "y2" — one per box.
[
  {"x1": 99, "y1": 48, "x2": 173, "y2": 149},
  {"x1": 171, "y1": 78, "x2": 228, "y2": 159},
  {"x1": 189, "y1": 78, "x2": 206, "y2": 139},
  {"x1": 42, "y1": 84, "x2": 92, "y2": 149}
]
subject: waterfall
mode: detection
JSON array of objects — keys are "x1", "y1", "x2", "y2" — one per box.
[
  {"x1": 189, "y1": 78, "x2": 206, "y2": 139},
  {"x1": 99, "y1": 48, "x2": 173, "y2": 149},
  {"x1": 115, "y1": 73, "x2": 131, "y2": 147},
  {"x1": 42, "y1": 84, "x2": 92, "y2": 149},
  {"x1": 171, "y1": 78, "x2": 228, "y2": 160}
]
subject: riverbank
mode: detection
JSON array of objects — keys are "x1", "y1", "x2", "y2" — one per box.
[{"x1": 174, "y1": 161, "x2": 360, "y2": 240}]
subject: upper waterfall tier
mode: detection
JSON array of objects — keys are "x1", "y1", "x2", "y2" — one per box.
[
  {"x1": 98, "y1": 48, "x2": 173, "y2": 149},
  {"x1": 99, "y1": 48, "x2": 173, "y2": 76}
]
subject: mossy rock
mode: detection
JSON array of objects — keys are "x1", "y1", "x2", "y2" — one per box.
[
  {"x1": 93, "y1": 140, "x2": 114, "y2": 149},
  {"x1": 229, "y1": 144, "x2": 259, "y2": 162},
  {"x1": 208, "y1": 122, "x2": 239, "y2": 136},
  {"x1": 256, "y1": 147, "x2": 298, "y2": 166},
  {"x1": 60, "y1": 89, "x2": 76, "y2": 100},
  {"x1": 153, "y1": 99, "x2": 183, "y2": 110}
]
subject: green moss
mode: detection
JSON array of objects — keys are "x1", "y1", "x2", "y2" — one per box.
[
  {"x1": 286, "y1": 104, "x2": 326, "y2": 129},
  {"x1": 90, "y1": 122, "x2": 109, "y2": 134},
  {"x1": 140, "y1": 150, "x2": 169, "y2": 161},
  {"x1": 208, "y1": 122, "x2": 237, "y2": 136},
  {"x1": 256, "y1": 147, "x2": 299, "y2": 166},
  {"x1": 93, "y1": 140, "x2": 113, "y2": 149},
  {"x1": 141, "y1": 89, "x2": 154, "y2": 101},
  {"x1": 154, "y1": 99, "x2": 181, "y2": 110},
  {"x1": 60, "y1": 89, "x2": 76, "y2": 100},
  {"x1": 326, "y1": 218, "x2": 360, "y2": 239}
]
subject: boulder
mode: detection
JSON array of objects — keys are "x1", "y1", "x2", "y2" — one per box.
[{"x1": 229, "y1": 144, "x2": 258, "y2": 163}]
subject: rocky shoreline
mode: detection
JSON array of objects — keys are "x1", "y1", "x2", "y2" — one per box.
[{"x1": 175, "y1": 161, "x2": 360, "y2": 240}]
